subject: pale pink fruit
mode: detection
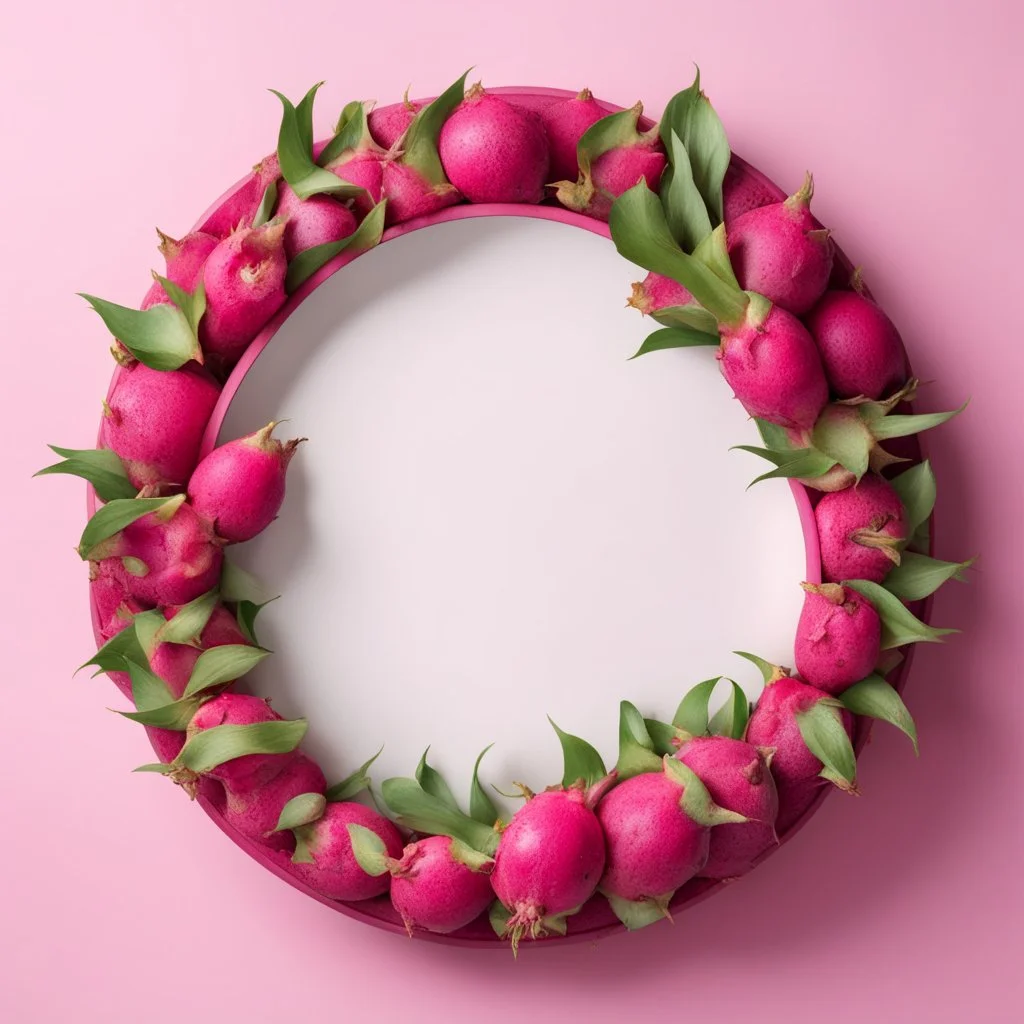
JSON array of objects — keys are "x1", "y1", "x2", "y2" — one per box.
[
  {"x1": 597, "y1": 769, "x2": 709, "y2": 902},
  {"x1": 627, "y1": 271, "x2": 693, "y2": 314},
  {"x1": 794, "y1": 582, "x2": 882, "y2": 693},
  {"x1": 539, "y1": 87, "x2": 606, "y2": 184},
  {"x1": 492, "y1": 786, "x2": 606, "y2": 947},
  {"x1": 289, "y1": 802, "x2": 403, "y2": 901},
  {"x1": 200, "y1": 155, "x2": 280, "y2": 238},
  {"x1": 368, "y1": 96, "x2": 422, "y2": 149},
  {"x1": 726, "y1": 174, "x2": 833, "y2": 315},
  {"x1": 101, "y1": 362, "x2": 221, "y2": 492},
  {"x1": 199, "y1": 222, "x2": 288, "y2": 373},
  {"x1": 87, "y1": 496, "x2": 223, "y2": 607},
  {"x1": 745, "y1": 676, "x2": 854, "y2": 790},
  {"x1": 722, "y1": 162, "x2": 783, "y2": 223},
  {"x1": 275, "y1": 183, "x2": 356, "y2": 260},
  {"x1": 718, "y1": 297, "x2": 829, "y2": 430},
  {"x1": 438, "y1": 84, "x2": 550, "y2": 204},
  {"x1": 815, "y1": 474, "x2": 907, "y2": 583},
  {"x1": 224, "y1": 753, "x2": 326, "y2": 851},
  {"x1": 141, "y1": 230, "x2": 220, "y2": 309},
  {"x1": 188, "y1": 422, "x2": 304, "y2": 543},
  {"x1": 805, "y1": 289, "x2": 908, "y2": 400},
  {"x1": 388, "y1": 835, "x2": 494, "y2": 935},
  {"x1": 676, "y1": 737, "x2": 778, "y2": 879},
  {"x1": 380, "y1": 160, "x2": 460, "y2": 226},
  {"x1": 185, "y1": 693, "x2": 296, "y2": 794}
]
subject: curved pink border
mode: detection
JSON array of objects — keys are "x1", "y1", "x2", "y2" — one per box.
[{"x1": 88, "y1": 86, "x2": 924, "y2": 947}]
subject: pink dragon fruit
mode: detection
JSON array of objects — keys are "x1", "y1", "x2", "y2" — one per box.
[
  {"x1": 815, "y1": 473, "x2": 907, "y2": 583},
  {"x1": 188, "y1": 422, "x2": 304, "y2": 543},
  {"x1": 368, "y1": 93, "x2": 422, "y2": 149},
  {"x1": 676, "y1": 737, "x2": 779, "y2": 879},
  {"x1": 722, "y1": 161, "x2": 783, "y2": 223},
  {"x1": 726, "y1": 173, "x2": 834, "y2": 315},
  {"x1": 794, "y1": 583, "x2": 882, "y2": 693},
  {"x1": 101, "y1": 361, "x2": 221, "y2": 492},
  {"x1": 718, "y1": 295, "x2": 829, "y2": 430},
  {"x1": 627, "y1": 272, "x2": 693, "y2": 315},
  {"x1": 83, "y1": 495, "x2": 223, "y2": 607},
  {"x1": 805, "y1": 286, "x2": 908, "y2": 400},
  {"x1": 287, "y1": 802, "x2": 404, "y2": 901},
  {"x1": 141, "y1": 230, "x2": 219, "y2": 309},
  {"x1": 491, "y1": 784, "x2": 608, "y2": 950},
  {"x1": 554, "y1": 102, "x2": 666, "y2": 221},
  {"x1": 200, "y1": 155, "x2": 281, "y2": 238},
  {"x1": 539, "y1": 87, "x2": 606, "y2": 184},
  {"x1": 438, "y1": 83, "x2": 550, "y2": 203},
  {"x1": 199, "y1": 222, "x2": 288, "y2": 374},
  {"x1": 275, "y1": 183, "x2": 357, "y2": 260}
]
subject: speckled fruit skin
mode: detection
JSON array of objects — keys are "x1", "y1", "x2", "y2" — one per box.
[
  {"x1": 288, "y1": 802, "x2": 404, "y2": 902},
  {"x1": 185, "y1": 694, "x2": 295, "y2": 793},
  {"x1": 199, "y1": 155, "x2": 280, "y2": 238},
  {"x1": 794, "y1": 584, "x2": 882, "y2": 693},
  {"x1": 492, "y1": 788, "x2": 606, "y2": 918},
  {"x1": 275, "y1": 183, "x2": 357, "y2": 260},
  {"x1": 92, "y1": 500, "x2": 223, "y2": 608},
  {"x1": 727, "y1": 197, "x2": 833, "y2": 315},
  {"x1": 815, "y1": 473, "x2": 907, "y2": 583},
  {"x1": 597, "y1": 771, "x2": 709, "y2": 900},
  {"x1": 101, "y1": 362, "x2": 221, "y2": 492},
  {"x1": 745, "y1": 677, "x2": 854, "y2": 788},
  {"x1": 438, "y1": 90, "x2": 550, "y2": 203},
  {"x1": 805, "y1": 289, "x2": 908, "y2": 400},
  {"x1": 389, "y1": 835, "x2": 495, "y2": 935},
  {"x1": 367, "y1": 100, "x2": 420, "y2": 149},
  {"x1": 628, "y1": 271, "x2": 694, "y2": 314},
  {"x1": 676, "y1": 737, "x2": 779, "y2": 880},
  {"x1": 141, "y1": 231, "x2": 219, "y2": 310},
  {"x1": 539, "y1": 89, "x2": 606, "y2": 183},
  {"x1": 380, "y1": 161, "x2": 460, "y2": 226},
  {"x1": 718, "y1": 303, "x2": 829, "y2": 430},
  {"x1": 223, "y1": 754, "x2": 327, "y2": 851}
]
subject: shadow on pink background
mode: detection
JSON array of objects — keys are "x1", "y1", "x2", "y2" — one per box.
[{"x1": 2, "y1": 1, "x2": 1021, "y2": 1021}]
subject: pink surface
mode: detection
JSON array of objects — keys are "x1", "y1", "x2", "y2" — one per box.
[{"x1": 2, "y1": 0, "x2": 1021, "y2": 1020}]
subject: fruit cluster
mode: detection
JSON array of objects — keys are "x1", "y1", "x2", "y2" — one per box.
[{"x1": 40, "y1": 71, "x2": 969, "y2": 951}]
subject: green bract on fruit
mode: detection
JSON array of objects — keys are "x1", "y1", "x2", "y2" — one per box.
[{"x1": 43, "y1": 68, "x2": 967, "y2": 951}]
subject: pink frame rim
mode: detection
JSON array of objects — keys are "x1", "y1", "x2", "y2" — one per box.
[{"x1": 87, "y1": 85, "x2": 925, "y2": 948}]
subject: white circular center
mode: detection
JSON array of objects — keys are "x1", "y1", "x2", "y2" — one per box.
[{"x1": 218, "y1": 216, "x2": 805, "y2": 802}]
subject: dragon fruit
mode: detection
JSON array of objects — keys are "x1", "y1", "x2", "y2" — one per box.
[
  {"x1": 141, "y1": 230, "x2": 219, "y2": 309},
  {"x1": 554, "y1": 102, "x2": 666, "y2": 221},
  {"x1": 82, "y1": 494, "x2": 223, "y2": 607},
  {"x1": 676, "y1": 737, "x2": 778, "y2": 879},
  {"x1": 805, "y1": 284, "x2": 908, "y2": 400},
  {"x1": 794, "y1": 583, "x2": 882, "y2": 693},
  {"x1": 815, "y1": 474, "x2": 907, "y2": 583},
  {"x1": 726, "y1": 173, "x2": 833, "y2": 315},
  {"x1": 188, "y1": 422, "x2": 304, "y2": 543},
  {"x1": 200, "y1": 155, "x2": 280, "y2": 238},
  {"x1": 275, "y1": 183, "x2": 357, "y2": 260},
  {"x1": 199, "y1": 221, "x2": 288, "y2": 374},
  {"x1": 492, "y1": 783, "x2": 609, "y2": 951},
  {"x1": 539, "y1": 87, "x2": 606, "y2": 184},
  {"x1": 438, "y1": 83, "x2": 550, "y2": 203},
  {"x1": 101, "y1": 361, "x2": 221, "y2": 492}
]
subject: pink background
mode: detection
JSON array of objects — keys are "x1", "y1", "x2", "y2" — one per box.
[{"x1": 2, "y1": 1, "x2": 1021, "y2": 1020}]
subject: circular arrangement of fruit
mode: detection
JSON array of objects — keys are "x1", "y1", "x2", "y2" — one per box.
[{"x1": 40, "y1": 71, "x2": 970, "y2": 951}]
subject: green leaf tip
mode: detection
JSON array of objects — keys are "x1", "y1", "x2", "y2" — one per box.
[
  {"x1": 35, "y1": 446, "x2": 137, "y2": 502},
  {"x1": 794, "y1": 702, "x2": 857, "y2": 791},
  {"x1": 844, "y1": 579, "x2": 958, "y2": 649},
  {"x1": 840, "y1": 674, "x2": 918, "y2": 755},
  {"x1": 548, "y1": 716, "x2": 607, "y2": 789},
  {"x1": 615, "y1": 701, "x2": 663, "y2": 780},
  {"x1": 325, "y1": 746, "x2": 383, "y2": 802},
  {"x1": 79, "y1": 291, "x2": 203, "y2": 371},
  {"x1": 275, "y1": 792, "x2": 327, "y2": 833},
  {"x1": 663, "y1": 755, "x2": 747, "y2": 826},
  {"x1": 346, "y1": 822, "x2": 391, "y2": 877}
]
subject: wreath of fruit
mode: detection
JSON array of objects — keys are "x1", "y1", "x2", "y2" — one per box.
[{"x1": 38, "y1": 70, "x2": 970, "y2": 952}]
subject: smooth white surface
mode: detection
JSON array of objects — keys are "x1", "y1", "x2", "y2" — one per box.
[{"x1": 219, "y1": 217, "x2": 806, "y2": 803}]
